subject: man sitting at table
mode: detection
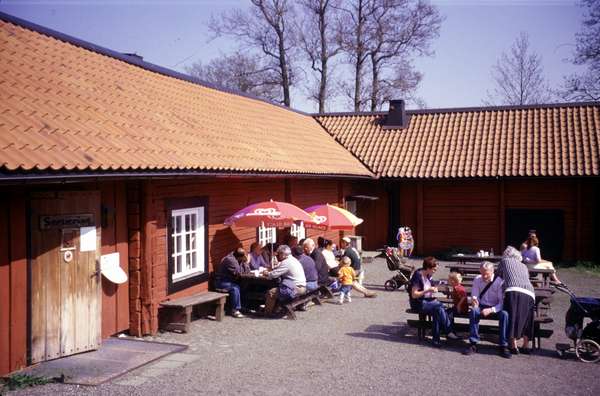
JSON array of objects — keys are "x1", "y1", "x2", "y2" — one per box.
[
  {"x1": 248, "y1": 242, "x2": 268, "y2": 270},
  {"x1": 215, "y1": 247, "x2": 249, "y2": 318},
  {"x1": 292, "y1": 245, "x2": 319, "y2": 292},
  {"x1": 303, "y1": 238, "x2": 336, "y2": 287},
  {"x1": 462, "y1": 261, "x2": 511, "y2": 358},
  {"x1": 262, "y1": 245, "x2": 306, "y2": 316}
]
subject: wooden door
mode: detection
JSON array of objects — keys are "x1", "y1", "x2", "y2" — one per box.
[{"x1": 29, "y1": 191, "x2": 101, "y2": 363}]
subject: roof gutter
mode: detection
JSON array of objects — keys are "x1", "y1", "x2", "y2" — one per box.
[{"x1": 0, "y1": 169, "x2": 376, "y2": 185}]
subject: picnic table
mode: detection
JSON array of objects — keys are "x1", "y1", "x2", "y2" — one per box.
[
  {"x1": 407, "y1": 289, "x2": 554, "y2": 348},
  {"x1": 446, "y1": 260, "x2": 555, "y2": 288},
  {"x1": 238, "y1": 273, "x2": 278, "y2": 307},
  {"x1": 450, "y1": 254, "x2": 503, "y2": 265}
]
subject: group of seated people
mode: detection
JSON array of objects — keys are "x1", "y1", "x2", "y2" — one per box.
[
  {"x1": 408, "y1": 245, "x2": 542, "y2": 358},
  {"x1": 214, "y1": 236, "x2": 377, "y2": 318}
]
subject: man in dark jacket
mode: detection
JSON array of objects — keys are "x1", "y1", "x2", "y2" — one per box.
[
  {"x1": 292, "y1": 245, "x2": 319, "y2": 292},
  {"x1": 303, "y1": 238, "x2": 335, "y2": 287},
  {"x1": 215, "y1": 247, "x2": 249, "y2": 318}
]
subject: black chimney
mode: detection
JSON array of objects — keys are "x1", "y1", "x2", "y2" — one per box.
[
  {"x1": 384, "y1": 99, "x2": 409, "y2": 129},
  {"x1": 122, "y1": 52, "x2": 144, "y2": 62}
]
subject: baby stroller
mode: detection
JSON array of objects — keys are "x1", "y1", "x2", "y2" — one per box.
[
  {"x1": 382, "y1": 246, "x2": 414, "y2": 291},
  {"x1": 555, "y1": 284, "x2": 600, "y2": 363}
]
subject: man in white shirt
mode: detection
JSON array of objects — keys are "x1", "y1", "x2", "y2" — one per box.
[
  {"x1": 262, "y1": 245, "x2": 306, "y2": 316},
  {"x1": 462, "y1": 261, "x2": 510, "y2": 358}
]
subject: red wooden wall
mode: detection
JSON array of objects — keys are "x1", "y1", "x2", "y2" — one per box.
[
  {"x1": 344, "y1": 180, "x2": 390, "y2": 250},
  {"x1": 395, "y1": 178, "x2": 598, "y2": 259},
  {"x1": 135, "y1": 177, "x2": 366, "y2": 335},
  {"x1": 0, "y1": 193, "x2": 27, "y2": 374}
]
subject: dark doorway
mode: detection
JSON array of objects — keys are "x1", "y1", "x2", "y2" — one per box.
[{"x1": 505, "y1": 209, "x2": 564, "y2": 261}]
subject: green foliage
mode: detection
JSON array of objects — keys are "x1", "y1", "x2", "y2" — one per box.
[{"x1": 1, "y1": 373, "x2": 52, "y2": 391}]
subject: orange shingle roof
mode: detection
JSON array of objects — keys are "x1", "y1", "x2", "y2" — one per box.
[
  {"x1": 0, "y1": 17, "x2": 373, "y2": 178},
  {"x1": 316, "y1": 103, "x2": 600, "y2": 178}
]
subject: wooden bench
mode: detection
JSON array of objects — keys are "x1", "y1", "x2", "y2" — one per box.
[
  {"x1": 281, "y1": 288, "x2": 323, "y2": 320},
  {"x1": 160, "y1": 291, "x2": 228, "y2": 333},
  {"x1": 406, "y1": 309, "x2": 553, "y2": 348}
]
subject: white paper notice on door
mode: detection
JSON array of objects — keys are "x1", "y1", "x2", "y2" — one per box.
[{"x1": 79, "y1": 226, "x2": 96, "y2": 252}]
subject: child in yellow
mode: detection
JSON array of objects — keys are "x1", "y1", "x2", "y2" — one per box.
[{"x1": 338, "y1": 257, "x2": 355, "y2": 304}]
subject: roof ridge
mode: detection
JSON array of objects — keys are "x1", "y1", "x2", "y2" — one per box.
[
  {"x1": 314, "y1": 101, "x2": 600, "y2": 118},
  {"x1": 0, "y1": 11, "x2": 311, "y2": 117}
]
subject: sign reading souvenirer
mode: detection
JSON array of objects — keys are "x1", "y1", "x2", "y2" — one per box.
[{"x1": 39, "y1": 213, "x2": 94, "y2": 230}]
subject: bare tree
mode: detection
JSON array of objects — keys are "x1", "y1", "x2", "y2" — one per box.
[
  {"x1": 298, "y1": 0, "x2": 343, "y2": 113},
  {"x1": 185, "y1": 52, "x2": 281, "y2": 101},
  {"x1": 486, "y1": 32, "x2": 553, "y2": 105},
  {"x1": 366, "y1": 0, "x2": 441, "y2": 111},
  {"x1": 338, "y1": 0, "x2": 441, "y2": 111},
  {"x1": 562, "y1": 0, "x2": 600, "y2": 101},
  {"x1": 337, "y1": 0, "x2": 378, "y2": 111},
  {"x1": 368, "y1": 58, "x2": 425, "y2": 109},
  {"x1": 209, "y1": 0, "x2": 297, "y2": 107}
]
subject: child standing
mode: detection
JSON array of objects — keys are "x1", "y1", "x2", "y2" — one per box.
[
  {"x1": 338, "y1": 257, "x2": 355, "y2": 304},
  {"x1": 448, "y1": 272, "x2": 468, "y2": 314}
]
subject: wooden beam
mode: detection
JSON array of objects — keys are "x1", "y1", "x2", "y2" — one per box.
[
  {"x1": 9, "y1": 194, "x2": 27, "y2": 371},
  {"x1": 141, "y1": 180, "x2": 155, "y2": 335}
]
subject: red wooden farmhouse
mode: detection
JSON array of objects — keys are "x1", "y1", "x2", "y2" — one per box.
[{"x1": 1, "y1": 13, "x2": 598, "y2": 375}]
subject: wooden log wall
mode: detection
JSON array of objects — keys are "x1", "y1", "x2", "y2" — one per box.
[
  {"x1": 0, "y1": 193, "x2": 27, "y2": 374},
  {"x1": 138, "y1": 176, "x2": 369, "y2": 335},
  {"x1": 396, "y1": 178, "x2": 599, "y2": 260}
]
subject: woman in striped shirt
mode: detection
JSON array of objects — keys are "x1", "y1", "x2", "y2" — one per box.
[{"x1": 497, "y1": 246, "x2": 535, "y2": 354}]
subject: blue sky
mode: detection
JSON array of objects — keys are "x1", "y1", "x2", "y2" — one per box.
[{"x1": 0, "y1": 0, "x2": 588, "y2": 112}]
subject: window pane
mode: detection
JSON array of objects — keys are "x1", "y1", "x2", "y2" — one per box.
[
  {"x1": 175, "y1": 215, "x2": 182, "y2": 233},
  {"x1": 176, "y1": 255, "x2": 181, "y2": 274},
  {"x1": 185, "y1": 233, "x2": 190, "y2": 253},
  {"x1": 186, "y1": 253, "x2": 192, "y2": 269},
  {"x1": 190, "y1": 233, "x2": 196, "y2": 250},
  {"x1": 190, "y1": 214, "x2": 196, "y2": 230},
  {"x1": 176, "y1": 235, "x2": 181, "y2": 253},
  {"x1": 185, "y1": 214, "x2": 191, "y2": 231},
  {"x1": 191, "y1": 251, "x2": 197, "y2": 269}
]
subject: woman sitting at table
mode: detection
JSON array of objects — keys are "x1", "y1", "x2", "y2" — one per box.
[
  {"x1": 321, "y1": 239, "x2": 338, "y2": 271},
  {"x1": 248, "y1": 242, "x2": 268, "y2": 270},
  {"x1": 408, "y1": 257, "x2": 458, "y2": 347},
  {"x1": 520, "y1": 234, "x2": 563, "y2": 285},
  {"x1": 497, "y1": 246, "x2": 535, "y2": 354}
]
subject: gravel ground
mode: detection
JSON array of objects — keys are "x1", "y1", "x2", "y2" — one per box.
[{"x1": 7, "y1": 256, "x2": 600, "y2": 396}]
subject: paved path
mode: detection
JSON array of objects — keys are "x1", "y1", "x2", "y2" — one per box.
[{"x1": 10, "y1": 256, "x2": 600, "y2": 395}]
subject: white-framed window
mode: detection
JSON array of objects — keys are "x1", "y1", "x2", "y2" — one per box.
[
  {"x1": 171, "y1": 207, "x2": 205, "y2": 281},
  {"x1": 290, "y1": 221, "x2": 306, "y2": 240},
  {"x1": 258, "y1": 222, "x2": 276, "y2": 246}
]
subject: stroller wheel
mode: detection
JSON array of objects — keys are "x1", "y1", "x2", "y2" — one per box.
[
  {"x1": 384, "y1": 280, "x2": 398, "y2": 291},
  {"x1": 575, "y1": 339, "x2": 600, "y2": 363}
]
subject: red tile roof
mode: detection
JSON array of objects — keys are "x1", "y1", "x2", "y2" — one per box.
[
  {"x1": 316, "y1": 103, "x2": 600, "y2": 178},
  {"x1": 0, "y1": 16, "x2": 373, "y2": 178}
]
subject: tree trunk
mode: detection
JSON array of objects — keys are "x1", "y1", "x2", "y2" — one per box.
[
  {"x1": 318, "y1": 2, "x2": 327, "y2": 113},
  {"x1": 353, "y1": 0, "x2": 364, "y2": 112},
  {"x1": 278, "y1": 30, "x2": 291, "y2": 107},
  {"x1": 370, "y1": 54, "x2": 379, "y2": 111}
]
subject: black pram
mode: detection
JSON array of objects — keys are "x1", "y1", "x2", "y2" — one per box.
[
  {"x1": 555, "y1": 284, "x2": 600, "y2": 363},
  {"x1": 381, "y1": 246, "x2": 414, "y2": 291}
]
